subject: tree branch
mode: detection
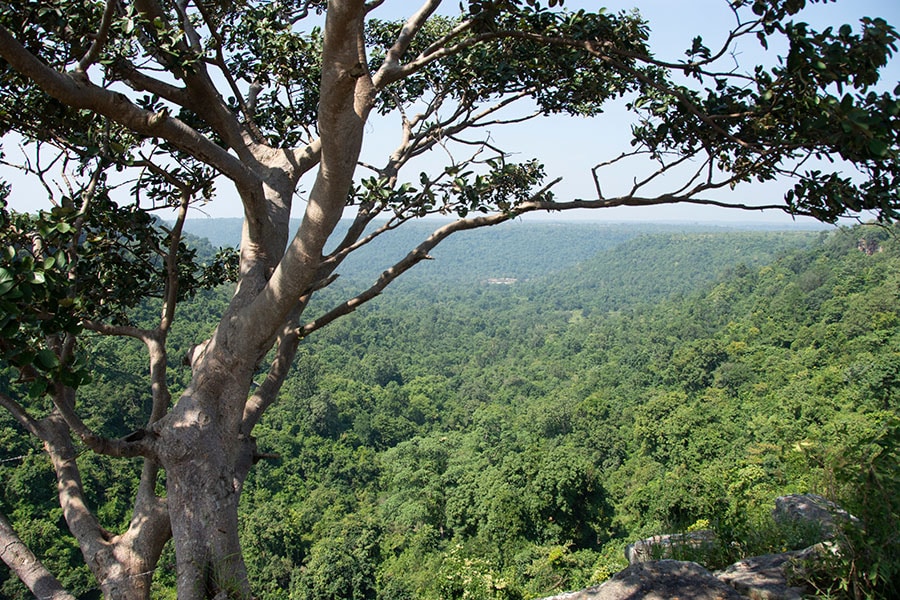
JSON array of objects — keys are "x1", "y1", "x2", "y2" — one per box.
[
  {"x1": 128, "y1": 0, "x2": 259, "y2": 161},
  {"x1": 0, "y1": 25, "x2": 256, "y2": 189},
  {"x1": 82, "y1": 320, "x2": 152, "y2": 340},
  {"x1": 242, "y1": 306, "x2": 305, "y2": 435},
  {"x1": 377, "y1": 29, "x2": 495, "y2": 88},
  {"x1": 241, "y1": 0, "x2": 374, "y2": 352},
  {"x1": 193, "y1": 0, "x2": 267, "y2": 142},
  {"x1": 77, "y1": 0, "x2": 117, "y2": 74},
  {"x1": 0, "y1": 392, "x2": 43, "y2": 439},
  {"x1": 40, "y1": 411, "x2": 112, "y2": 563},
  {"x1": 0, "y1": 510, "x2": 76, "y2": 600},
  {"x1": 111, "y1": 59, "x2": 194, "y2": 109},
  {"x1": 523, "y1": 193, "x2": 792, "y2": 215},
  {"x1": 300, "y1": 177, "x2": 562, "y2": 338},
  {"x1": 373, "y1": 0, "x2": 443, "y2": 88},
  {"x1": 51, "y1": 387, "x2": 154, "y2": 459}
]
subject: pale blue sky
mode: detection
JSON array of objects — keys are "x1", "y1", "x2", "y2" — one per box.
[
  {"x1": 3, "y1": 0, "x2": 898, "y2": 224},
  {"x1": 361, "y1": 0, "x2": 900, "y2": 224}
]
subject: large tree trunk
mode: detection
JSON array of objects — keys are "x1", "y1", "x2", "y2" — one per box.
[
  {"x1": 166, "y1": 453, "x2": 250, "y2": 599},
  {"x1": 156, "y1": 340, "x2": 260, "y2": 600},
  {"x1": 149, "y1": 2, "x2": 373, "y2": 597}
]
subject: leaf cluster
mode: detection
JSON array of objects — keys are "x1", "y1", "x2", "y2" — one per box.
[
  {"x1": 0, "y1": 192, "x2": 236, "y2": 395},
  {"x1": 627, "y1": 7, "x2": 900, "y2": 222}
]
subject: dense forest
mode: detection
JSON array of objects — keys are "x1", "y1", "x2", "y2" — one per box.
[{"x1": 2, "y1": 221, "x2": 898, "y2": 599}]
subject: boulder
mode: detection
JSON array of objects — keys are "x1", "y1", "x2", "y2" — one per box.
[
  {"x1": 772, "y1": 493, "x2": 860, "y2": 538},
  {"x1": 542, "y1": 560, "x2": 744, "y2": 600},
  {"x1": 715, "y1": 548, "x2": 817, "y2": 600},
  {"x1": 625, "y1": 530, "x2": 717, "y2": 564}
]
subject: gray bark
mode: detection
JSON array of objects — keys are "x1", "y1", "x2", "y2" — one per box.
[
  {"x1": 0, "y1": 510, "x2": 76, "y2": 600},
  {"x1": 149, "y1": 3, "x2": 376, "y2": 596}
]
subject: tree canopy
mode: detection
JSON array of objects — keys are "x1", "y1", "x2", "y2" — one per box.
[{"x1": 0, "y1": 0, "x2": 898, "y2": 598}]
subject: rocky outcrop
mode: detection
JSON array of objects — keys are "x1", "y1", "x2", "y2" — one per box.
[
  {"x1": 625, "y1": 530, "x2": 717, "y2": 564},
  {"x1": 773, "y1": 493, "x2": 859, "y2": 537},
  {"x1": 541, "y1": 494, "x2": 851, "y2": 600},
  {"x1": 541, "y1": 554, "x2": 814, "y2": 600},
  {"x1": 543, "y1": 560, "x2": 745, "y2": 600},
  {"x1": 714, "y1": 548, "x2": 818, "y2": 600}
]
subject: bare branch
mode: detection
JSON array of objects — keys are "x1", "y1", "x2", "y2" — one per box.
[
  {"x1": 111, "y1": 58, "x2": 194, "y2": 108},
  {"x1": 175, "y1": 0, "x2": 202, "y2": 53},
  {"x1": 51, "y1": 387, "x2": 153, "y2": 459},
  {"x1": 625, "y1": 151, "x2": 703, "y2": 198},
  {"x1": 146, "y1": 335, "x2": 171, "y2": 426},
  {"x1": 324, "y1": 212, "x2": 411, "y2": 268},
  {"x1": 378, "y1": 29, "x2": 494, "y2": 87},
  {"x1": 0, "y1": 142, "x2": 66, "y2": 205},
  {"x1": 41, "y1": 411, "x2": 111, "y2": 557},
  {"x1": 605, "y1": 17, "x2": 762, "y2": 78},
  {"x1": 401, "y1": 90, "x2": 531, "y2": 167},
  {"x1": 160, "y1": 189, "x2": 191, "y2": 333},
  {"x1": 82, "y1": 319, "x2": 153, "y2": 340},
  {"x1": 300, "y1": 177, "x2": 562, "y2": 338},
  {"x1": 242, "y1": 309, "x2": 304, "y2": 435},
  {"x1": 525, "y1": 193, "x2": 790, "y2": 215},
  {"x1": 373, "y1": 0, "x2": 444, "y2": 88}
]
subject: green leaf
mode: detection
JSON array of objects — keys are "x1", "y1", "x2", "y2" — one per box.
[
  {"x1": 27, "y1": 378, "x2": 48, "y2": 399},
  {"x1": 35, "y1": 348, "x2": 59, "y2": 370},
  {"x1": 0, "y1": 318, "x2": 18, "y2": 337},
  {"x1": 869, "y1": 138, "x2": 889, "y2": 157}
]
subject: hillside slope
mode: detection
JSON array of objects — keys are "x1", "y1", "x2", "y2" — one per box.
[{"x1": 4, "y1": 224, "x2": 896, "y2": 600}]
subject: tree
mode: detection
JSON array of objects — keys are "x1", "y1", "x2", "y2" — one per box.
[{"x1": 0, "y1": 0, "x2": 897, "y2": 597}]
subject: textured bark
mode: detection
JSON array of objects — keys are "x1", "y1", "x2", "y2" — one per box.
[
  {"x1": 164, "y1": 442, "x2": 253, "y2": 599},
  {"x1": 150, "y1": 4, "x2": 375, "y2": 596},
  {"x1": 42, "y1": 411, "x2": 169, "y2": 600},
  {"x1": 157, "y1": 363, "x2": 258, "y2": 600},
  {"x1": 0, "y1": 511, "x2": 76, "y2": 600}
]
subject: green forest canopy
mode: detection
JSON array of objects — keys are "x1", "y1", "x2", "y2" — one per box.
[
  {"x1": 1, "y1": 0, "x2": 898, "y2": 597},
  {"x1": 3, "y1": 222, "x2": 898, "y2": 599}
]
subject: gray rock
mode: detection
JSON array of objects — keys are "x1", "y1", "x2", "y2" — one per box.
[
  {"x1": 542, "y1": 560, "x2": 744, "y2": 600},
  {"x1": 625, "y1": 530, "x2": 717, "y2": 564},
  {"x1": 773, "y1": 493, "x2": 860, "y2": 538},
  {"x1": 715, "y1": 550, "x2": 811, "y2": 600}
]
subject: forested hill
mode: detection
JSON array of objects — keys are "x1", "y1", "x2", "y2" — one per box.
[
  {"x1": 182, "y1": 218, "x2": 825, "y2": 288},
  {"x1": 182, "y1": 218, "x2": 672, "y2": 284},
  {"x1": 4, "y1": 222, "x2": 899, "y2": 599}
]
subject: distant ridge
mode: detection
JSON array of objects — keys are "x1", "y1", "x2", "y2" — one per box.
[
  {"x1": 181, "y1": 218, "x2": 825, "y2": 289},
  {"x1": 182, "y1": 217, "x2": 828, "y2": 250}
]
